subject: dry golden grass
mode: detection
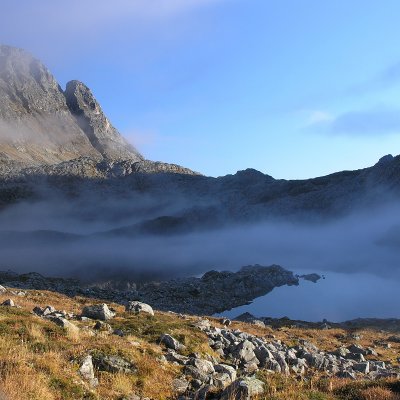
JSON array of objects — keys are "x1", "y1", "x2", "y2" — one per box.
[
  {"x1": 360, "y1": 386, "x2": 400, "y2": 400},
  {"x1": 0, "y1": 290, "x2": 399, "y2": 399}
]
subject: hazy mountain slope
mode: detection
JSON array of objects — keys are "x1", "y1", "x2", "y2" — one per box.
[
  {"x1": 0, "y1": 44, "x2": 143, "y2": 165},
  {"x1": 64, "y1": 80, "x2": 143, "y2": 161},
  {"x1": 0, "y1": 45, "x2": 101, "y2": 164}
]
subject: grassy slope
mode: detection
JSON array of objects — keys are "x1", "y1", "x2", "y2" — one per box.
[{"x1": 0, "y1": 290, "x2": 399, "y2": 400}]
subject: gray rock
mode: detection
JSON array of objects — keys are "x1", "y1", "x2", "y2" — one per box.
[
  {"x1": 0, "y1": 45, "x2": 101, "y2": 165},
  {"x1": 33, "y1": 306, "x2": 44, "y2": 316},
  {"x1": 93, "y1": 320, "x2": 113, "y2": 333},
  {"x1": 274, "y1": 352, "x2": 290, "y2": 374},
  {"x1": 213, "y1": 373, "x2": 234, "y2": 389},
  {"x1": 234, "y1": 340, "x2": 258, "y2": 365},
  {"x1": 93, "y1": 354, "x2": 136, "y2": 374},
  {"x1": 337, "y1": 370, "x2": 356, "y2": 380},
  {"x1": 193, "y1": 384, "x2": 213, "y2": 400},
  {"x1": 79, "y1": 355, "x2": 98, "y2": 387},
  {"x1": 1, "y1": 299, "x2": 15, "y2": 307},
  {"x1": 353, "y1": 362, "x2": 370, "y2": 374},
  {"x1": 335, "y1": 347, "x2": 350, "y2": 358},
  {"x1": 188, "y1": 358, "x2": 215, "y2": 375},
  {"x1": 165, "y1": 350, "x2": 190, "y2": 365},
  {"x1": 65, "y1": 80, "x2": 143, "y2": 162},
  {"x1": 42, "y1": 305, "x2": 56, "y2": 316},
  {"x1": 183, "y1": 365, "x2": 209, "y2": 383},
  {"x1": 193, "y1": 319, "x2": 211, "y2": 331},
  {"x1": 125, "y1": 301, "x2": 154, "y2": 316},
  {"x1": 265, "y1": 359, "x2": 281, "y2": 373},
  {"x1": 160, "y1": 334, "x2": 186, "y2": 352},
  {"x1": 347, "y1": 344, "x2": 367, "y2": 355},
  {"x1": 0, "y1": 285, "x2": 7, "y2": 293},
  {"x1": 82, "y1": 304, "x2": 115, "y2": 321},
  {"x1": 347, "y1": 353, "x2": 366, "y2": 362},
  {"x1": 46, "y1": 316, "x2": 79, "y2": 332},
  {"x1": 214, "y1": 364, "x2": 237, "y2": 382},
  {"x1": 172, "y1": 378, "x2": 189, "y2": 394},
  {"x1": 221, "y1": 377, "x2": 265, "y2": 400}
]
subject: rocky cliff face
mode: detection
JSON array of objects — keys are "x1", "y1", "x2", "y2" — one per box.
[
  {"x1": 0, "y1": 45, "x2": 143, "y2": 166},
  {"x1": 65, "y1": 80, "x2": 142, "y2": 161},
  {"x1": 0, "y1": 45, "x2": 101, "y2": 164}
]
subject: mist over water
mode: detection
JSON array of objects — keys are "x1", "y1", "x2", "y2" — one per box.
[{"x1": 1, "y1": 190, "x2": 400, "y2": 320}]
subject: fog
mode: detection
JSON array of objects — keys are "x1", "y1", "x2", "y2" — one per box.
[{"x1": 0, "y1": 191, "x2": 399, "y2": 285}]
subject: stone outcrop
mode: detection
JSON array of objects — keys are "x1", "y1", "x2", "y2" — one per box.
[
  {"x1": 0, "y1": 45, "x2": 101, "y2": 164},
  {"x1": 81, "y1": 303, "x2": 115, "y2": 321},
  {"x1": 64, "y1": 80, "x2": 142, "y2": 161},
  {"x1": 138, "y1": 265, "x2": 300, "y2": 314},
  {"x1": 0, "y1": 265, "x2": 302, "y2": 315},
  {"x1": 0, "y1": 44, "x2": 201, "y2": 180},
  {"x1": 125, "y1": 301, "x2": 154, "y2": 316}
]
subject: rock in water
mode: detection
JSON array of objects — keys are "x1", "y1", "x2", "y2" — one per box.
[{"x1": 64, "y1": 80, "x2": 142, "y2": 161}]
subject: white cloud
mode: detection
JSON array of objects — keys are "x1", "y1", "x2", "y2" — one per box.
[
  {"x1": 0, "y1": 0, "x2": 223, "y2": 61},
  {"x1": 305, "y1": 106, "x2": 400, "y2": 136},
  {"x1": 307, "y1": 110, "x2": 334, "y2": 125}
]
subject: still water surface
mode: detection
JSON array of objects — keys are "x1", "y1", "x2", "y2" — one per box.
[{"x1": 218, "y1": 271, "x2": 399, "y2": 322}]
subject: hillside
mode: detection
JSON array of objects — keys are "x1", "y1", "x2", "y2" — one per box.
[{"x1": 0, "y1": 284, "x2": 400, "y2": 400}]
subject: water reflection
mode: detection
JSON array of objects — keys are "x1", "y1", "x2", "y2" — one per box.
[{"x1": 218, "y1": 271, "x2": 400, "y2": 322}]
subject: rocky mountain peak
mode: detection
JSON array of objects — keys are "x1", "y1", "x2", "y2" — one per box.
[
  {"x1": 0, "y1": 44, "x2": 144, "y2": 166},
  {"x1": 64, "y1": 80, "x2": 143, "y2": 161},
  {"x1": 0, "y1": 45, "x2": 101, "y2": 164},
  {"x1": 375, "y1": 154, "x2": 394, "y2": 167},
  {"x1": 0, "y1": 45, "x2": 65, "y2": 117}
]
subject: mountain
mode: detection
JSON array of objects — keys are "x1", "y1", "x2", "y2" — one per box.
[
  {"x1": 1, "y1": 44, "x2": 400, "y2": 248},
  {"x1": 0, "y1": 44, "x2": 142, "y2": 165}
]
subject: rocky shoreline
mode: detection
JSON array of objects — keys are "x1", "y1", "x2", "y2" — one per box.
[{"x1": 0, "y1": 265, "x2": 307, "y2": 315}]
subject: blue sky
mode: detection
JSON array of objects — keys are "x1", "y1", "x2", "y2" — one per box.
[{"x1": 2, "y1": 0, "x2": 400, "y2": 178}]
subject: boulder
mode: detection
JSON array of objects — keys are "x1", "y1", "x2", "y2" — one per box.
[
  {"x1": 93, "y1": 354, "x2": 136, "y2": 374},
  {"x1": 347, "y1": 344, "x2": 367, "y2": 355},
  {"x1": 171, "y1": 378, "x2": 189, "y2": 394},
  {"x1": 183, "y1": 365, "x2": 209, "y2": 383},
  {"x1": 234, "y1": 340, "x2": 258, "y2": 364},
  {"x1": 335, "y1": 347, "x2": 350, "y2": 358},
  {"x1": 42, "y1": 305, "x2": 56, "y2": 316},
  {"x1": 79, "y1": 355, "x2": 98, "y2": 387},
  {"x1": 46, "y1": 316, "x2": 79, "y2": 333},
  {"x1": 1, "y1": 299, "x2": 15, "y2": 307},
  {"x1": 82, "y1": 304, "x2": 115, "y2": 321},
  {"x1": 214, "y1": 364, "x2": 237, "y2": 382},
  {"x1": 353, "y1": 362, "x2": 370, "y2": 374},
  {"x1": 93, "y1": 320, "x2": 113, "y2": 333},
  {"x1": 188, "y1": 358, "x2": 215, "y2": 375},
  {"x1": 337, "y1": 370, "x2": 356, "y2": 380},
  {"x1": 160, "y1": 334, "x2": 186, "y2": 352},
  {"x1": 221, "y1": 377, "x2": 265, "y2": 400},
  {"x1": 125, "y1": 301, "x2": 154, "y2": 316}
]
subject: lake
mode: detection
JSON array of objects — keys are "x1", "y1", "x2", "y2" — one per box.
[{"x1": 217, "y1": 270, "x2": 400, "y2": 322}]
